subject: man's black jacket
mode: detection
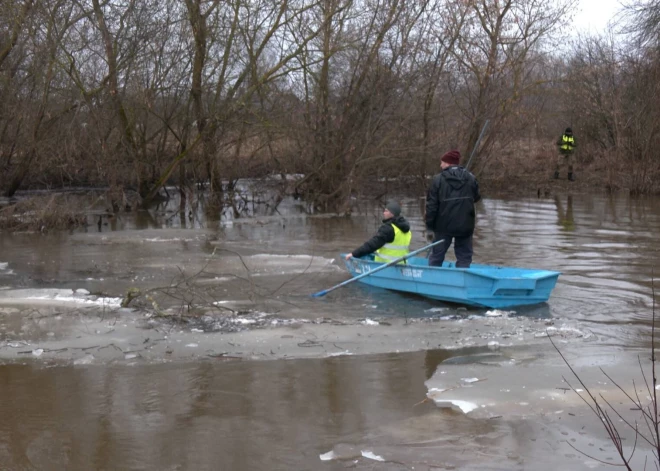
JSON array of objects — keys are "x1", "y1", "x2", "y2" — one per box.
[{"x1": 425, "y1": 166, "x2": 481, "y2": 237}]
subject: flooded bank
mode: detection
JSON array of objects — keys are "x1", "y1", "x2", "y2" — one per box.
[
  {"x1": 1, "y1": 188, "x2": 660, "y2": 469},
  {"x1": 1, "y1": 344, "x2": 653, "y2": 470}
]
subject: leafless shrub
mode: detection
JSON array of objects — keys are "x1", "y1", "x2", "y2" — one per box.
[
  {"x1": 551, "y1": 280, "x2": 659, "y2": 469},
  {"x1": 0, "y1": 194, "x2": 88, "y2": 232}
]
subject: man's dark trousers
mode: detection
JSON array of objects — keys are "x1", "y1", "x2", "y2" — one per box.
[{"x1": 428, "y1": 234, "x2": 473, "y2": 268}]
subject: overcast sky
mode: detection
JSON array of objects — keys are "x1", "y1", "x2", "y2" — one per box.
[{"x1": 572, "y1": 0, "x2": 624, "y2": 32}]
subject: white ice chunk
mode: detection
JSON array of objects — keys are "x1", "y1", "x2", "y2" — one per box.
[
  {"x1": 319, "y1": 451, "x2": 336, "y2": 461},
  {"x1": 185, "y1": 343, "x2": 198, "y2": 348},
  {"x1": 232, "y1": 318, "x2": 256, "y2": 324},
  {"x1": 485, "y1": 309, "x2": 514, "y2": 317},
  {"x1": 361, "y1": 451, "x2": 385, "y2": 462},
  {"x1": 461, "y1": 378, "x2": 480, "y2": 383},
  {"x1": 426, "y1": 307, "x2": 448, "y2": 313},
  {"x1": 7, "y1": 341, "x2": 29, "y2": 348},
  {"x1": 361, "y1": 318, "x2": 379, "y2": 326},
  {"x1": 432, "y1": 399, "x2": 479, "y2": 414},
  {"x1": 327, "y1": 351, "x2": 353, "y2": 357},
  {"x1": 23, "y1": 292, "x2": 123, "y2": 308},
  {"x1": 32, "y1": 348, "x2": 44, "y2": 356},
  {"x1": 74, "y1": 354, "x2": 95, "y2": 365}
]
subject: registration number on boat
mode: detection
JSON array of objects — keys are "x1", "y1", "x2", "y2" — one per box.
[{"x1": 400, "y1": 268, "x2": 423, "y2": 279}]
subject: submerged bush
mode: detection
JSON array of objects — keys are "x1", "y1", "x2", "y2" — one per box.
[{"x1": 0, "y1": 194, "x2": 89, "y2": 232}]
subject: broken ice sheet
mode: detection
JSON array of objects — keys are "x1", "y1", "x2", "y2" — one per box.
[
  {"x1": 74, "y1": 354, "x2": 95, "y2": 365},
  {"x1": 319, "y1": 451, "x2": 336, "y2": 461},
  {"x1": 425, "y1": 359, "x2": 609, "y2": 418},
  {"x1": 426, "y1": 394, "x2": 479, "y2": 414},
  {"x1": 361, "y1": 318, "x2": 379, "y2": 326},
  {"x1": 485, "y1": 309, "x2": 516, "y2": 317},
  {"x1": 327, "y1": 351, "x2": 353, "y2": 357},
  {"x1": 361, "y1": 450, "x2": 385, "y2": 462}
]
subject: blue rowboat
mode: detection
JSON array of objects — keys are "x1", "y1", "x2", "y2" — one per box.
[{"x1": 342, "y1": 255, "x2": 560, "y2": 309}]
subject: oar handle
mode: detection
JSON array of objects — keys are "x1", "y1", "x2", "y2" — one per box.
[
  {"x1": 465, "y1": 119, "x2": 490, "y2": 171},
  {"x1": 311, "y1": 239, "x2": 445, "y2": 297}
]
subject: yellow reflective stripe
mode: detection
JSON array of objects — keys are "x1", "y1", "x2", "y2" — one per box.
[
  {"x1": 377, "y1": 254, "x2": 400, "y2": 261},
  {"x1": 383, "y1": 243, "x2": 409, "y2": 250}
]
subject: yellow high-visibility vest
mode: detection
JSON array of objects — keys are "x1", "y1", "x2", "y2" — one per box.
[
  {"x1": 561, "y1": 135, "x2": 575, "y2": 151},
  {"x1": 375, "y1": 224, "x2": 412, "y2": 263}
]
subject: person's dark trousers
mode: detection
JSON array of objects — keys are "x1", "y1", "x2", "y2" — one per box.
[{"x1": 428, "y1": 234, "x2": 474, "y2": 268}]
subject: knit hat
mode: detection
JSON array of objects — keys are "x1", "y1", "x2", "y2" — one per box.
[
  {"x1": 384, "y1": 200, "x2": 401, "y2": 217},
  {"x1": 565, "y1": 127, "x2": 573, "y2": 134},
  {"x1": 441, "y1": 150, "x2": 461, "y2": 165}
]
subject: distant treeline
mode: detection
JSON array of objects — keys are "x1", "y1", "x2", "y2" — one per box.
[{"x1": 1, "y1": 0, "x2": 659, "y2": 210}]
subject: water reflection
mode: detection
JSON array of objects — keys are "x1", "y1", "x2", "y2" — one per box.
[
  {"x1": 554, "y1": 194, "x2": 575, "y2": 232},
  {"x1": 0, "y1": 353, "x2": 439, "y2": 470}
]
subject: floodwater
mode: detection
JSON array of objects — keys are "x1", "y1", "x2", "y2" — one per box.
[{"x1": 1, "y1": 185, "x2": 660, "y2": 470}]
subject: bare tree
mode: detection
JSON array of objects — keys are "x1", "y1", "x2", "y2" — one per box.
[
  {"x1": 449, "y1": 0, "x2": 575, "y2": 172},
  {"x1": 144, "y1": 0, "x2": 327, "y2": 206},
  {"x1": 2, "y1": 0, "x2": 83, "y2": 197}
]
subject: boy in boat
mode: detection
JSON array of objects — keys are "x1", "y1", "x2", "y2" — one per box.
[
  {"x1": 425, "y1": 149, "x2": 481, "y2": 268},
  {"x1": 345, "y1": 200, "x2": 412, "y2": 263}
]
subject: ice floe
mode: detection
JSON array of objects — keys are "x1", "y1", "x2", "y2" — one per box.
[
  {"x1": 0, "y1": 288, "x2": 122, "y2": 308},
  {"x1": 361, "y1": 450, "x2": 385, "y2": 462},
  {"x1": 485, "y1": 310, "x2": 515, "y2": 317},
  {"x1": 319, "y1": 451, "x2": 336, "y2": 461},
  {"x1": 327, "y1": 351, "x2": 353, "y2": 357},
  {"x1": 431, "y1": 398, "x2": 479, "y2": 414}
]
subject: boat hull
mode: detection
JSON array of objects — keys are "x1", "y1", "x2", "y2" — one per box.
[{"x1": 342, "y1": 255, "x2": 560, "y2": 309}]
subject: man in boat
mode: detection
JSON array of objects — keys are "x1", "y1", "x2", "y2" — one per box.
[
  {"x1": 425, "y1": 149, "x2": 481, "y2": 268},
  {"x1": 554, "y1": 127, "x2": 577, "y2": 181},
  {"x1": 345, "y1": 200, "x2": 412, "y2": 262}
]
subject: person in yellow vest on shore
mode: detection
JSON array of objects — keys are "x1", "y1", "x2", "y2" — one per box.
[
  {"x1": 345, "y1": 200, "x2": 412, "y2": 263},
  {"x1": 555, "y1": 127, "x2": 577, "y2": 181}
]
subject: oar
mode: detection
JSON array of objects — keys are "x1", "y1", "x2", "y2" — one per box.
[
  {"x1": 311, "y1": 239, "x2": 445, "y2": 297},
  {"x1": 464, "y1": 119, "x2": 490, "y2": 171}
]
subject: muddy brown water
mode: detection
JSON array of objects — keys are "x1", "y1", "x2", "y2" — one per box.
[{"x1": 1, "y1": 187, "x2": 660, "y2": 470}]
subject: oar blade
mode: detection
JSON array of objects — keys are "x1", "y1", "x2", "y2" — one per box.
[{"x1": 310, "y1": 289, "x2": 328, "y2": 298}]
